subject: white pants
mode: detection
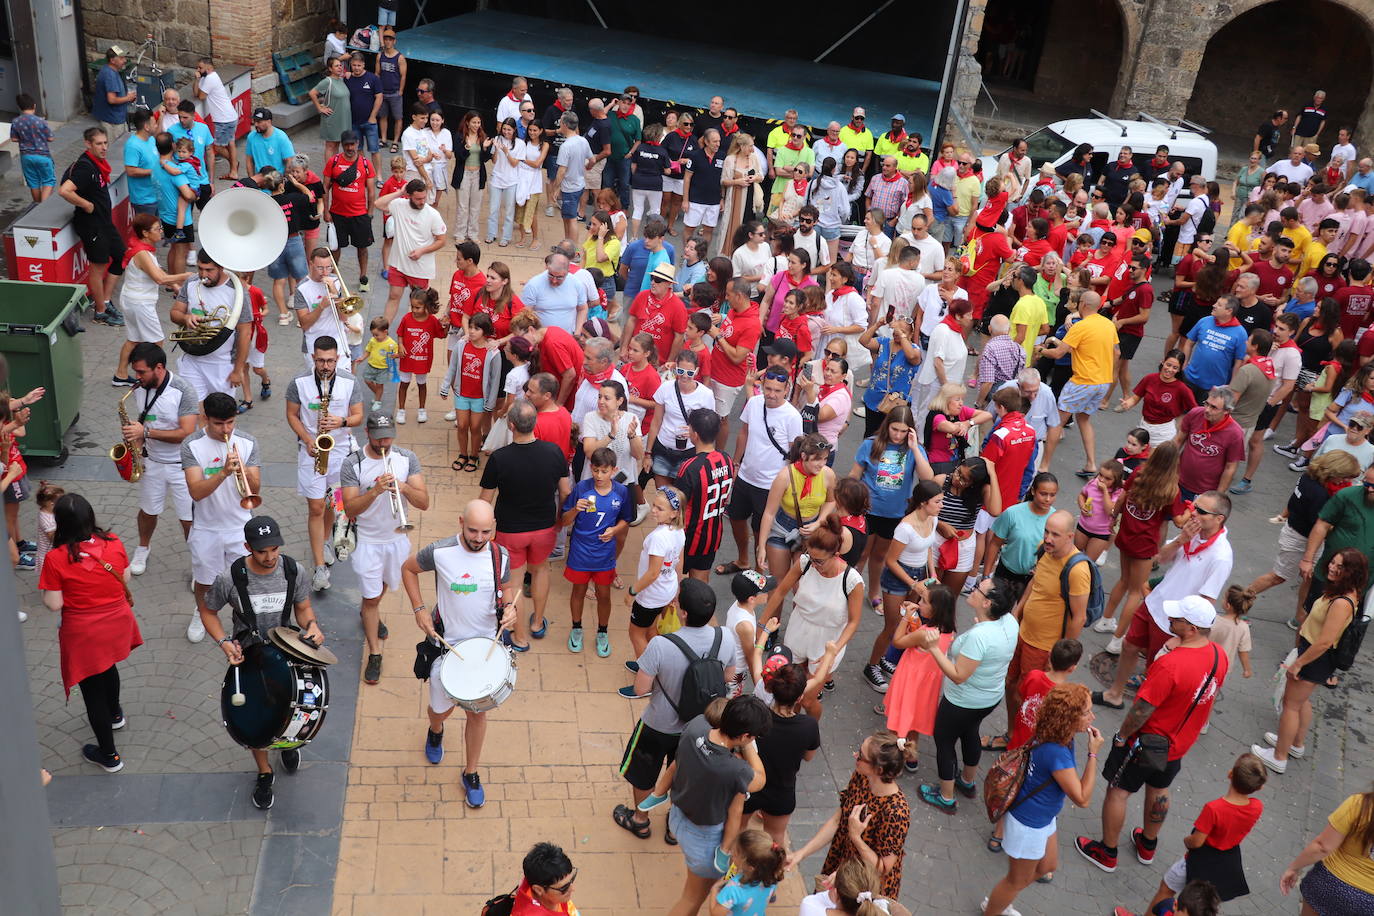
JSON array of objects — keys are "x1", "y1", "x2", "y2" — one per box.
[
  {"x1": 189, "y1": 525, "x2": 248, "y2": 586},
  {"x1": 453, "y1": 172, "x2": 481, "y2": 240},
  {"x1": 352, "y1": 536, "x2": 411, "y2": 599},
  {"x1": 296, "y1": 442, "x2": 349, "y2": 499},
  {"x1": 632, "y1": 189, "x2": 663, "y2": 222},
  {"x1": 1142, "y1": 419, "x2": 1177, "y2": 447},
  {"x1": 177, "y1": 355, "x2": 234, "y2": 403},
  {"x1": 138, "y1": 460, "x2": 193, "y2": 521}
]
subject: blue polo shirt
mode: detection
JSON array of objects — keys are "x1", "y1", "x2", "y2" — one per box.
[
  {"x1": 1350, "y1": 171, "x2": 1374, "y2": 196},
  {"x1": 169, "y1": 120, "x2": 214, "y2": 164},
  {"x1": 154, "y1": 161, "x2": 192, "y2": 227},
  {"x1": 92, "y1": 65, "x2": 127, "y2": 123},
  {"x1": 244, "y1": 128, "x2": 296, "y2": 174},
  {"x1": 561, "y1": 480, "x2": 633, "y2": 571},
  {"x1": 123, "y1": 133, "x2": 160, "y2": 206},
  {"x1": 1183, "y1": 317, "x2": 1248, "y2": 391}
]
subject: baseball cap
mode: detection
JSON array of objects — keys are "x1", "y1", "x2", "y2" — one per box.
[
  {"x1": 340, "y1": 128, "x2": 359, "y2": 145},
  {"x1": 244, "y1": 515, "x2": 285, "y2": 549},
  {"x1": 890, "y1": 113, "x2": 905, "y2": 123},
  {"x1": 852, "y1": 107, "x2": 866, "y2": 118},
  {"x1": 252, "y1": 107, "x2": 273, "y2": 121},
  {"x1": 678, "y1": 578, "x2": 717, "y2": 619},
  {"x1": 1164, "y1": 595, "x2": 1217, "y2": 629},
  {"x1": 760, "y1": 645, "x2": 795, "y2": 684},
  {"x1": 106, "y1": 44, "x2": 127, "y2": 59},
  {"x1": 763, "y1": 338, "x2": 799, "y2": 360},
  {"x1": 731, "y1": 569, "x2": 777, "y2": 602},
  {"x1": 649, "y1": 263, "x2": 676, "y2": 283},
  {"x1": 366, "y1": 412, "x2": 396, "y2": 432},
  {"x1": 1132, "y1": 228, "x2": 1152, "y2": 244}
]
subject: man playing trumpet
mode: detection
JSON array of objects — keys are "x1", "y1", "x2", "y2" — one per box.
[
  {"x1": 182, "y1": 392, "x2": 262, "y2": 642},
  {"x1": 294, "y1": 248, "x2": 356, "y2": 374},
  {"x1": 341, "y1": 412, "x2": 429, "y2": 684},
  {"x1": 286, "y1": 336, "x2": 364, "y2": 592}
]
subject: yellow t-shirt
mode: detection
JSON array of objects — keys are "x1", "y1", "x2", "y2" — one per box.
[
  {"x1": 954, "y1": 175, "x2": 982, "y2": 218},
  {"x1": 582, "y1": 235, "x2": 622, "y2": 276},
  {"x1": 1297, "y1": 239, "x2": 1328, "y2": 280},
  {"x1": 1009, "y1": 294, "x2": 1049, "y2": 362},
  {"x1": 363, "y1": 335, "x2": 399, "y2": 370},
  {"x1": 1225, "y1": 220, "x2": 1262, "y2": 271},
  {"x1": 839, "y1": 125, "x2": 874, "y2": 153},
  {"x1": 1020, "y1": 551, "x2": 1092, "y2": 651},
  {"x1": 1283, "y1": 224, "x2": 1313, "y2": 269},
  {"x1": 1323, "y1": 793, "x2": 1374, "y2": 891},
  {"x1": 1062, "y1": 312, "x2": 1119, "y2": 386}
]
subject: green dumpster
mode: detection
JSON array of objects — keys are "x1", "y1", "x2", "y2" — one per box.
[{"x1": 0, "y1": 281, "x2": 88, "y2": 460}]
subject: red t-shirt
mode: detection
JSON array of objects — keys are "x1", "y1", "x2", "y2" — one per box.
[
  {"x1": 713, "y1": 305, "x2": 762, "y2": 388},
  {"x1": 684, "y1": 342, "x2": 713, "y2": 385},
  {"x1": 1018, "y1": 238, "x2": 1053, "y2": 268},
  {"x1": 457, "y1": 342, "x2": 489, "y2": 399},
  {"x1": 396, "y1": 313, "x2": 444, "y2": 374},
  {"x1": 1046, "y1": 221, "x2": 1070, "y2": 256},
  {"x1": 470, "y1": 292, "x2": 523, "y2": 340},
  {"x1": 1132, "y1": 373, "x2": 1197, "y2": 424},
  {"x1": 630, "y1": 290, "x2": 689, "y2": 363},
  {"x1": 1359, "y1": 326, "x2": 1374, "y2": 362},
  {"x1": 324, "y1": 154, "x2": 377, "y2": 218},
  {"x1": 1086, "y1": 252, "x2": 1117, "y2": 284},
  {"x1": 378, "y1": 175, "x2": 406, "y2": 220},
  {"x1": 1137, "y1": 643, "x2": 1228, "y2": 760},
  {"x1": 534, "y1": 405, "x2": 574, "y2": 461},
  {"x1": 1315, "y1": 275, "x2": 1342, "y2": 301},
  {"x1": 448, "y1": 268, "x2": 488, "y2": 325},
  {"x1": 981, "y1": 413, "x2": 1036, "y2": 511},
  {"x1": 775, "y1": 314, "x2": 813, "y2": 356},
  {"x1": 961, "y1": 230, "x2": 1014, "y2": 314},
  {"x1": 1178, "y1": 407, "x2": 1247, "y2": 494},
  {"x1": 1115, "y1": 478, "x2": 1186, "y2": 560},
  {"x1": 539, "y1": 326, "x2": 585, "y2": 407},
  {"x1": 1332, "y1": 285, "x2": 1374, "y2": 339},
  {"x1": 1111, "y1": 281, "x2": 1154, "y2": 338},
  {"x1": 247, "y1": 284, "x2": 269, "y2": 353},
  {"x1": 1249, "y1": 260, "x2": 1293, "y2": 302},
  {"x1": 1173, "y1": 254, "x2": 1200, "y2": 290},
  {"x1": 1192, "y1": 797, "x2": 1264, "y2": 851},
  {"x1": 1069, "y1": 248, "x2": 1092, "y2": 270},
  {"x1": 620, "y1": 361, "x2": 661, "y2": 434},
  {"x1": 38, "y1": 536, "x2": 129, "y2": 611},
  {"x1": 1009, "y1": 669, "x2": 1055, "y2": 750}
]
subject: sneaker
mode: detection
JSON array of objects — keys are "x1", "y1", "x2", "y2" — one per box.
[
  {"x1": 110, "y1": 708, "x2": 126, "y2": 730},
  {"x1": 878, "y1": 655, "x2": 898, "y2": 677},
  {"x1": 1250, "y1": 744, "x2": 1287, "y2": 773},
  {"x1": 260, "y1": 384, "x2": 272, "y2": 400},
  {"x1": 322, "y1": 541, "x2": 336, "y2": 566},
  {"x1": 280, "y1": 748, "x2": 300, "y2": 773},
  {"x1": 252, "y1": 772, "x2": 274, "y2": 809},
  {"x1": 278, "y1": 314, "x2": 292, "y2": 326},
  {"x1": 961, "y1": 576, "x2": 978, "y2": 596},
  {"x1": 1074, "y1": 837, "x2": 1118, "y2": 873},
  {"x1": 568, "y1": 626, "x2": 584, "y2": 653},
  {"x1": 424, "y1": 729, "x2": 444, "y2": 764},
  {"x1": 631, "y1": 503, "x2": 650, "y2": 526},
  {"x1": 1092, "y1": 616, "x2": 1117, "y2": 634},
  {"x1": 637, "y1": 792, "x2": 670, "y2": 812},
  {"x1": 1263, "y1": 428, "x2": 1275, "y2": 441},
  {"x1": 1105, "y1": 636, "x2": 1123, "y2": 655},
  {"x1": 1273, "y1": 442, "x2": 1300, "y2": 459},
  {"x1": 16, "y1": 540, "x2": 36, "y2": 554},
  {"x1": 954, "y1": 777, "x2": 978, "y2": 799},
  {"x1": 462, "y1": 771, "x2": 485, "y2": 808},
  {"x1": 1288, "y1": 457, "x2": 1310, "y2": 472},
  {"x1": 917, "y1": 783, "x2": 956, "y2": 812},
  {"x1": 359, "y1": 275, "x2": 370, "y2": 293},
  {"x1": 312, "y1": 565, "x2": 331, "y2": 591},
  {"x1": 83, "y1": 744, "x2": 123, "y2": 773},
  {"x1": 15, "y1": 554, "x2": 36, "y2": 570},
  {"x1": 863, "y1": 663, "x2": 889, "y2": 693},
  {"x1": 378, "y1": 621, "x2": 389, "y2": 640},
  {"x1": 103, "y1": 310, "x2": 125, "y2": 327},
  {"x1": 364, "y1": 653, "x2": 383, "y2": 684},
  {"x1": 396, "y1": 408, "x2": 406, "y2": 424},
  {"x1": 130, "y1": 546, "x2": 150, "y2": 576},
  {"x1": 596, "y1": 630, "x2": 611, "y2": 657},
  {"x1": 980, "y1": 897, "x2": 1022, "y2": 916},
  {"x1": 371, "y1": 400, "x2": 383, "y2": 412},
  {"x1": 618, "y1": 685, "x2": 651, "y2": 699},
  {"x1": 544, "y1": 205, "x2": 555, "y2": 217},
  {"x1": 549, "y1": 546, "x2": 564, "y2": 561},
  {"x1": 111, "y1": 374, "x2": 136, "y2": 387},
  {"x1": 1228, "y1": 478, "x2": 1253, "y2": 495},
  {"x1": 624, "y1": 660, "x2": 640, "y2": 674},
  {"x1": 1286, "y1": 616, "x2": 1300, "y2": 631},
  {"x1": 1130, "y1": 827, "x2": 1157, "y2": 864},
  {"x1": 17, "y1": 610, "x2": 27, "y2": 622},
  {"x1": 444, "y1": 409, "x2": 457, "y2": 421},
  {"x1": 92, "y1": 309, "x2": 112, "y2": 325},
  {"x1": 851, "y1": 405, "x2": 866, "y2": 419},
  {"x1": 416, "y1": 408, "x2": 428, "y2": 423},
  {"x1": 823, "y1": 679, "x2": 836, "y2": 693},
  {"x1": 1264, "y1": 731, "x2": 1305, "y2": 758},
  {"x1": 187, "y1": 613, "x2": 207, "y2": 643}
]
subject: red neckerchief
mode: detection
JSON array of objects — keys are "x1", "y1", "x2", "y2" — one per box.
[
  {"x1": 721, "y1": 124, "x2": 738, "y2": 136},
  {"x1": 1279, "y1": 339, "x2": 1300, "y2": 350},
  {"x1": 1182, "y1": 527, "x2": 1226, "y2": 558},
  {"x1": 1009, "y1": 151, "x2": 1023, "y2": 165},
  {"x1": 940, "y1": 314, "x2": 964, "y2": 335},
  {"x1": 616, "y1": 106, "x2": 634, "y2": 120},
  {"x1": 780, "y1": 270, "x2": 808, "y2": 292},
  {"x1": 792, "y1": 461, "x2": 819, "y2": 500},
  {"x1": 848, "y1": 120, "x2": 864, "y2": 132},
  {"x1": 675, "y1": 127, "x2": 691, "y2": 139},
  {"x1": 122, "y1": 239, "x2": 155, "y2": 270},
  {"x1": 889, "y1": 130, "x2": 908, "y2": 145},
  {"x1": 179, "y1": 154, "x2": 203, "y2": 174},
  {"x1": 840, "y1": 514, "x2": 867, "y2": 533},
  {"x1": 1362, "y1": 391, "x2": 1374, "y2": 405},
  {"x1": 1324, "y1": 478, "x2": 1353, "y2": 496},
  {"x1": 1035, "y1": 175, "x2": 1055, "y2": 187},
  {"x1": 553, "y1": 100, "x2": 566, "y2": 112},
  {"x1": 956, "y1": 164, "x2": 973, "y2": 179},
  {"x1": 1247, "y1": 355, "x2": 1275, "y2": 379},
  {"x1": 86, "y1": 150, "x2": 111, "y2": 185},
  {"x1": 819, "y1": 382, "x2": 845, "y2": 399},
  {"x1": 791, "y1": 178, "x2": 807, "y2": 196},
  {"x1": 1215, "y1": 316, "x2": 1241, "y2": 328},
  {"x1": 832, "y1": 285, "x2": 856, "y2": 298},
  {"x1": 1150, "y1": 157, "x2": 1169, "y2": 170},
  {"x1": 786, "y1": 137, "x2": 804, "y2": 151},
  {"x1": 882, "y1": 171, "x2": 903, "y2": 183},
  {"x1": 820, "y1": 136, "x2": 843, "y2": 148},
  {"x1": 506, "y1": 91, "x2": 520, "y2": 102},
  {"x1": 1197, "y1": 412, "x2": 1236, "y2": 437},
  {"x1": 585, "y1": 364, "x2": 613, "y2": 385}
]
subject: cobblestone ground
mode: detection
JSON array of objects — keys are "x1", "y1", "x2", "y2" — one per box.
[{"x1": 9, "y1": 114, "x2": 1373, "y2": 915}]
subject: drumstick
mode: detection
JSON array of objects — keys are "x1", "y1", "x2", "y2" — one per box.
[
  {"x1": 231, "y1": 666, "x2": 245, "y2": 706},
  {"x1": 434, "y1": 633, "x2": 465, "y2": 661}
]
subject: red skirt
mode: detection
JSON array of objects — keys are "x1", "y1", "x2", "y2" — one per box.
[{"x1": 59, "y1": 602, "x2": 142, "y2": 696}]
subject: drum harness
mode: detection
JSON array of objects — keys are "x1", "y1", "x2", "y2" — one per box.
[
  {"x1": 228, "y1": 555, "x2": 301, "y2": 650},
  {"x1": 414, "y1": 543, "x2": 507, "y2": 678}
]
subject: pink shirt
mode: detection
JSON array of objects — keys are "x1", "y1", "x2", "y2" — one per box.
[{"x1": 1297, "y1": 197, "x2": 1335, "y2": 232}]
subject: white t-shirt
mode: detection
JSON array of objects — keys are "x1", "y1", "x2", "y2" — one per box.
[
  {"x1": 175, "y1": 277, "x2": 252, "y2": 378},
  {"x1": 737, "y1": 395, "x2": 803, "y2": 488},
  {"x1": 572, "y1": 369, "x2": 627, "y2": 428},
  {"x1": 386, "y1": 199, "x2": 447, "y2": 279},
  {"x1": 636, "y1": 524, "x2": 685, "y2": 607},
  {"x1": 1317, "y1": 434, "x2": 1374, "y2": 470},
  {"x1": 137, "y1": 373, "x2": 200, "y2": 465},
  {"x1": 181, "y1": 429, "x2": 260, "y2": 530},
  {"x1": 339, "y1": 446, "x2": 422, "y2": 544},
  {"x1": 1266, "y1": 160, "x2": 1314, "y2": 184},
  {"x1": 1178, "y1": 195, "x2": 1209, "y2": 245},
  {"x1": 1332, "y1": 142, "x2": 1357, "y2": 170},
  {"x1": 904, "y1": 235, "x2": 946, "y2": 277},
  {"x1": 871, "y1": 267, "x2": 926, "y2": 322},
  {"x1": 198, "y1": 71, "x2": 237, "y2": 123},
  {"x1": 732, "y1": 243, "x2": 774, "y2": 295},
  {"x1": 917, "y1": 284, "x2": 967, "y2": 338},
  {"x1": 556, "y1": 134, "x2": 593, "y2": 192},
  {"x1": 495, "y1": 92, "x2": 531, "y2": 126},
  {"x1": 425, "y1": 128, "x2": 453, "y2": 186},
  {"x1": 488, "y1": 137, "x2": 525, "y2": 190},
  {"x1": 897, "y1": 195, "x2": 932, "y2": 234},
  {"x1": 1271, "y1": 344, "x2": 1302, "y2": 396},
  {"x1": 504, "y1": 364, "x2": 530, "y2": 400},
  {"x1": 725, "y1": 601, "x2": 757, "y2": 679},
  {"x1": 792, "y1": 228, "x2": 830, "y2": 271},
  {"x1": 400, "y1": 125, "x2": 432, "y2": 180},
  {"x1": 821, "y1": 289, "x2": 868, "y2": 356},
  {"x1": 581, "y1": 410, "x2": 639, "y2": 483},
  {"x1": 916, "y1": 322, "x2": 968, "y2": 385},
  {"x1": 850, "y1": 230, "x2": 891, "y2": 272},
  {"x1": 652, "y1": 380, "x2": 716, "y2": 449},
  {"x1": 893, "y1": 516, "x2": 940, "y2": 567},
  {"x1": 1143, "y1": 532, "x2": 1233, "y2": 632},
  {"x1": 294, "y1": 277, "x2": 350, "y2": 356},
  {"x1": 415, "y1": 536, "x2": 511, "y2": 640}
]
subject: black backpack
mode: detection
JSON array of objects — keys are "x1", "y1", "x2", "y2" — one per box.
[
  {"x1": 481, "y1": 889, "x2": 517, "y2": 916},
  {"x1": 660, "y1": 628, "x2": 727, "y2": 722}
]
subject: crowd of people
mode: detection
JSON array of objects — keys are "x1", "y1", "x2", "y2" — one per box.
[{"x1": 9, "y1": 45, "x2": 1374, "y2": 916}]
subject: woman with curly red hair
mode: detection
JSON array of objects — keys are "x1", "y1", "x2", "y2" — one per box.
[{"x1": 980, "y1": 683, "x2": 1104, "y2": 916}]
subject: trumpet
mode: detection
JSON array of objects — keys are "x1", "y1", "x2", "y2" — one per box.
[
  {"x1": 228, "y1": 443, "x2": 262, "y2": 510},
  {"x1": 313, "y1": 400, "x2": 335, "y2": 476},
  {"x1": 109, "y1": 387, "x2": 144, "y2": 483},
  {"x1": 382, "y1": 447, "x2": 413, "y2": 533},
  {"x1": 325, "y1": 252, "x2": 365, "y2": 316}
]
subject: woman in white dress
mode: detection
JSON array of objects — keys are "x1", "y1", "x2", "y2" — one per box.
[
  {"x1": 486, "y1": 118, "x2": 525, "y2": 247},
  {"x1": 821, "y1": 261, "x2": 871, "y2": 377},
  {"x1": 115, "y1": 213, "x2": 191, "y2": 383}
]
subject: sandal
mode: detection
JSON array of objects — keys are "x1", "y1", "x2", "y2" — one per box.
[
  {"x1": 464, "y1": 456, "x2": 479, "y2": 472},
  {"x1": 236, "y1": 400, "x2": 253, "y2": 414},
  {"x1": 1036, "y1": 872, "x2": 1055, "y2": 884},
  {"x1": 451, "y1": 455, "x2": 468, "y2": 471},
  {"x1": 714, "y1": 560, "x2": 747, "y2": 576},
  {"x1": 1091, "y1": 690, "x2": 1124, "y2": 710},
  {"x1": 390, "y1": 142, "x2": 399, "y2": 153},
  {"x1": 986, "y1": 835, "x2": 1003, "y2": 853},
  {"x1": 612, "y1": 574, "x2": 626, "y2": 590},
  {"x1": 612, "y1": 804, "x2": 651, "y2": 839},
  {"x1": 529, "y1": 613, "x2": 548, "y2": 639},
  {"x1": 980, "y1": 734, "x2": 1010, "y2": 753},
  {"x1": 664, "y1": 827, "x2": 678, "y2": 846}
]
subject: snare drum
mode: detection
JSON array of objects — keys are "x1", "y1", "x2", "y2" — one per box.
[
  {"x1": 221, "y1": 643, "x2": 330, "y2": 750},
  {"x1": 436, "y1": 637, "x2": 517, "y2": 713}
]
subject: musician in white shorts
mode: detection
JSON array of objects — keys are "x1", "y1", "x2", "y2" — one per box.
[
  {"x1": 170, "y1": 250, "x2": 253, "y2": 401},
  {"x1": 183, "y1": 392, "x2": 261, "y2": 643},
  {"x1": 294, "y1": 248, "x2": 353, "y2": 374},
  {"x1": 341, "y1": 412, "x2": 430, "y2": 686},
  {"x1": 198, "y1": 514, "x2": 323, "y2": 811},
  {"x1": 285, "y1": 335, "x2": 364, "y2": 593},
  {"x1": 402, "y1": 498, "x2": 518, "y2": 809},
  {"x1": 124, "y1": 343, "x2": 199, "y2": 577}
]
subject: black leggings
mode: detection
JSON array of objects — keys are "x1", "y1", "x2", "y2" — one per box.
[
  {"x1": 79, "y1": 664, "x2": 121, "y2": 756},
  {"x1": 933, "y1": 695, "x2": 997, "y2": 782}
]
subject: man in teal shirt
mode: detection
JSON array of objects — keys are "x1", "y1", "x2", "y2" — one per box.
[
  {"x1": 169, "y1": 101, "x2": 214, "y2": 164},
  {"x1": 608, "y1": 94, "x2": 641, "y2": 216},
  {"x1": 123, "y1": 110, "x2": 161, "y2": 217},
  {"x1": 153, "y1": 133, "x2": 197, "y2": 274}
]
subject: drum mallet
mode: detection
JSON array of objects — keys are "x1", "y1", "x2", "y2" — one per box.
[{"x1": 231, "y1": 665, "x2": 246, "y2": 706}]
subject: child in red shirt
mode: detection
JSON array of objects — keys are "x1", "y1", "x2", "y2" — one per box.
[
  {"x1": 440, "y1": 312, "x2": 499, "y2": 472},
  {"x1": 619, "y1": 333, "x2": 661, "y2": 436},
  {"x1": 1069, "y1": 233, "x2": 1095, "y2": 271},
  {"x1": 1116, "y1": 753, "x2": 1266, "y2": 915},
  {"x1": 775, "y1": 289, "x2": 814, "y2": 364},
  {"x1": 241, "y1": 275, "x2": 271, "y2": 409},
  {"x1": 377, "y1": 155, "x2": 407, "y2": 281},
  {"x1": 395, "y1": 287, "x2": 444, "y2": 424},
  {"x1": 681, "y1": 311, "x2": 714, "y2": 385},
  {"x1": 1, "y1": 400, "x2": 31, "y2": 571}
]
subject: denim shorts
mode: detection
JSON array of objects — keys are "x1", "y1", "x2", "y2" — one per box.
[
  {"x1": 668, "y1": 806, "x2": 725, "y2": 879},
  {"x1": 353, "y1": 121, "x2": 380, "y2": 153},
  {"x1": 212, "y1": 120, "x2": 237, "y2": 147},
  {"x1": 377, "y1": 6, "x2": 396, "y2": 25},
  {"x1": 21, "y1": 154, "x2": 56, "y2": 188},
  {"x1": 267, "y1": 235, "x2": 307, "y2": 280},
  {"x1": 560, "y1": 190, "x2": 582, "y2": 219},
  {"x1": 453, "y1": 394, "x2": 486, "y2": 412},
  {"x1": 817, "y1": 225, "x2": 841, "y2": 241},
  {"x1": 879, "y1": 561, "x2": 927, "y2": 596},
  {"x1": 766, "y1": 511, "x2": 812, "y2": 550}
]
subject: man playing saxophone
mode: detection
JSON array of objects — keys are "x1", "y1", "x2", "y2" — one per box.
[
  {"x1": 286, "y1": 335, "x2": 364, "y2": 592},
  {"x1": 170, "y1": 250, "x2": 253, "y2": 402},
  {"x1": 340, "y1": 412, "x2": 429, "y2": 684},
  {"x1": 183, "y1": 392, "x2": 262, "y2": 642}
]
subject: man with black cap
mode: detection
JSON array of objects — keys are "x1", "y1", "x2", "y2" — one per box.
[
  {"x1": 341, "y1": 412, "x2": 430, "y2": 685},
  {"x1": 244, "y1": 108, "x2": 297, "y2": 176},
  {"x1": 324, "y1": 131, "x2": 378, "y2": 295},
  {"x1": 612, "y1": 577, "x2": 737, "y2": 841},
  {"x1": 199, "y1": 514, "x2": 324, "y2": 810}
]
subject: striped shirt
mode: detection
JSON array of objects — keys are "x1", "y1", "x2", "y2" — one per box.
[
  {"x1": 674, "y1": 451, "x2": 736, "y2": 557},
  {"x1": 938, "y1": 476, "x2": 981, "y2": 531}
]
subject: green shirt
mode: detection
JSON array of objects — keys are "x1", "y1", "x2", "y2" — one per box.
[
  {"x1": 609, "y1": 114, "x2": 642, "y2": 159},
  {"x1": 771, "y1": 145, "x2": 814, "y2": 194},
  {"x1": 311, "y1": 76, "x2": 352, "y2": 142},
  {"x1": 990, "y1": 501, "x2": 1053, "y2": 575},
  {"x1": 1314, "y1": 484, "x2": 1374, "y2": 582}
]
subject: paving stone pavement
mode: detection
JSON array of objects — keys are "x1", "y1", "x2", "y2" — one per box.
[{"x1": 8, "y1": 114, "x2": 1373, "y2": 915}]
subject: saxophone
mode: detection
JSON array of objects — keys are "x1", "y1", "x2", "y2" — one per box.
[
  {"x1": 313, "y1": 399, "x2": 335, "y2": 476},
  {"x1": 109, "y1": 388, "x2": 144, "y2": 483}
]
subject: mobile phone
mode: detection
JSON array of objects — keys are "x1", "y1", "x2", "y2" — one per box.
[
  {"x1": 800, "y1": 362, "x2": 813, "y2": 380},
  {"x1": 747, "y1": 168, "x2": 756, "y2": 177},
  {"x1": 885, "y1": 305, "x2": 896, "y2": 324},
  {"x1": 614, "y1": 470, "x2": 629, "y2": 484}
]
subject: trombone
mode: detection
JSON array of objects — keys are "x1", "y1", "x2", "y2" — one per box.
[
  {"x1": 325, "y1": 252, "x2": 365, "y2": 316},
  {"x1": 382, "y1": 446, "x2": 414, "y2": 533},
  {"x1": 228, "y1": 443, "x2": 262, "y2": 510}
]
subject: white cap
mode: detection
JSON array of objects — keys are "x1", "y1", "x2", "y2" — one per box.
[{"x1": 1164, "y1": 595, "x2": 1216, "y2": 629}]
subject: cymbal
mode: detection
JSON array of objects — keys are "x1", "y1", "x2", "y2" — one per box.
[{"x1": 268, "y1": 626, "x2": 338, "y2": 666}]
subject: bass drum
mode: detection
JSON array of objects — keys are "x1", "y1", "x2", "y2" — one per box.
[{"x1": 221, "y1": 643, "x2": 330, "y2": 750}]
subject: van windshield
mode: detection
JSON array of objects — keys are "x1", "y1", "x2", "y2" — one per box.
[{"x1": 1020, "y1": 128, "x2": 1075, "y2": 169}]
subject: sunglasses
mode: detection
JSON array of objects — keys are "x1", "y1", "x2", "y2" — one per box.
[
  {"x1": 852, "y1": 115, "x2": 865, "y2": 120},
  {"x1": 549, "y1": 869, "x2": 578, "y2": 895},
  {"x1": 799, "y1": 217, "x2": 816, "y2": 224},
  {"x1": 1193, "y1": 505, "x2": 1223, "y2": 517},
  {"x1": 762, "y1": 369, "x2": 790, "y2": 382},
  {"x1": 1351, "y1": 421, "x2": 1367, "y2": 430},
  {"x1": 823, "y1": 349, "x2": 843, "y2": 359},
  {"x1": 674, "y1": 366, "x2": 698, "y2": 378},
  {"x1": 792, "y1": 133, "x2": 806, "y2": 140},
  {"x1": 723, "y1": 115, "x2": 737, "y2": 120}
]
